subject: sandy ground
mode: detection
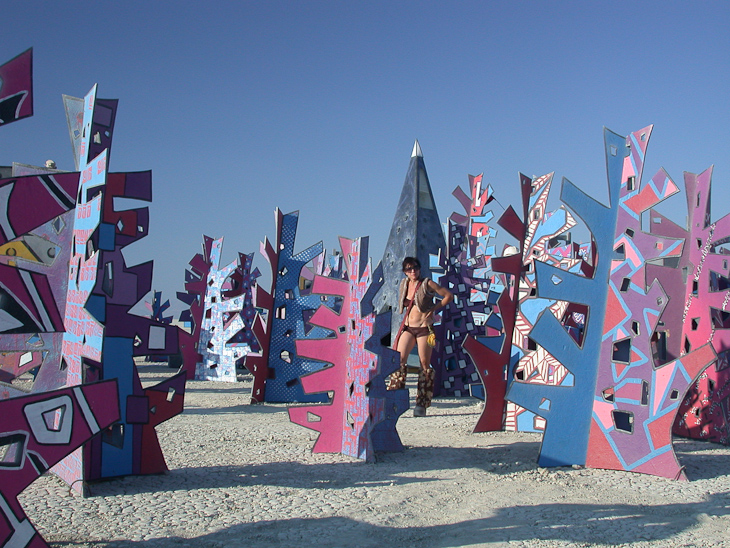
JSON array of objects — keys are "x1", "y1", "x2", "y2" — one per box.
[{"x1": 17, "y1": 365, "x2": 730, "y2": 548}]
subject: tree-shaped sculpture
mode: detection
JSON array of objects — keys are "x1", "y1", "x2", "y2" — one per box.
[
  {"x1": 432, "y1": 174, "x2": 497, "y2": 397},
  {"x1": 582, "y1": 126, "x2": 714, "y2": 479},
  {"x1": 260, "y1": 209, "x2": 334, "y2": 403},
  {"x1": 648, "y1": 167, "x2": 730, "y2": 444},
  {"x1": 507, "y1": 130, "x2": 712, "y2": 466},
  {"x1": 178, "y1": 236, "x2": 215, "y2": 380},
  {"x1": 289, "y1": 237, "x2": 407, "y2": 461},
  {"x1": 462, "y1": 205, "x2": 523, "y2": 432},
  {"x1": 505, "y1": 172, "x2": 581, "y2": 433},
  {"x1": 195, "y1": 237, "x2": 251, "y2": 382},
  {"x1": 223, "y1": 251, "x2": 262, "y2": 357}
]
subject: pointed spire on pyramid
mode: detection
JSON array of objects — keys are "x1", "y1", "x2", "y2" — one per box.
[{"x1": 375, "y1": 141, "x2": 446, "y2": 336}]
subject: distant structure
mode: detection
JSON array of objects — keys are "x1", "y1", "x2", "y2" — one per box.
[{"x1": 375, "y1": 141, "x2": 446, "y2": 336}]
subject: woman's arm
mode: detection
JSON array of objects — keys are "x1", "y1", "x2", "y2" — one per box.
[{"x1": 427, "y1": 279, "x2": 453, "y2": 311}]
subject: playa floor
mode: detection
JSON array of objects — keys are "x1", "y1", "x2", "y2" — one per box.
[{"x1": 19, "y1": 366, "x2": 730, "y2": 548}]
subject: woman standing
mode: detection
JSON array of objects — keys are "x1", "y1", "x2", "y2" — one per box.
[{"x1": 387, "y1": 256, "x2": 453, "y2": 417}]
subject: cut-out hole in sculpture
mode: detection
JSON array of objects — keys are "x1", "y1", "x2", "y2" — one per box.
[
  {"x1": 167, "y1": 387, "x2": 176, "y2": 402},
  {"x1": 711, "y1": 308, "x2": 730, "y2": 329},
  {"x1": 338, "y1": 325, "x2": 346, "y2": 334},
  {"x1": 626, "y1": 176, "x2": 635, "y2": 191},
  {"x1": 631, "y1": 321, "x2": 640, "y2": 336},
  {"x1": 551, "y1": 274, "x2": 562, "y2": 285},
  {"x1": 684, "y1": 336, "x2": 691, "y2": 354},
  {"x1": 612, "y1": 338, "x2": 631, "y2": 364},
  {"x1": 538, "y1": 398, "x2": 550, "y2": 411},
  {"x1": 710, "y1": 271, "x2": 730, "y2": 292},
  {"x1": 612, "y1": 410, "x2": 634, "y2": 433},
  {"x1": 52, "y1": 216, "x2": 65, "y2": 234},
  {"x1": 651, "y1": 331, "x2": 668, "y2": 364},
  {"x1": 307, "y1": 412, "x2": 321, "y2": 422},
  {"x1": 691, "y1": 318, "x2": 700, "y2": 331},
  {"x1": 42, "y1": 407, "x2": 65, "y2": 432},
  {"x1": 280, "y1": 350, "x2": 291, "y2": 364},
  {"x1": 275, "y1": 306, "x2": 286, "y2": 320},
  {"x1": 102, "y1": 423, "x2": 125, "y2": 448},
  {"x1": 285, "y1": 377, "x2": 299, "y2": 387},
  {"x1": 670, "y1": 389, "x2": 679, "y2": 400},
  {"x1": 625, "y1": 228, "x2": 634, "y2": 238},
  {"x1": 641, "y1": 380, "x2": 649, "y2": 406},
  {"x1": 346, "y1": 411, "x2": 355, "y2": 430},
  {"x1": 0, "y1": 432, "x2": 27, "y2": 468},
  {"x1": 602, "y1": 387, "x2": 615, "y2": 402},
  {"x1": 620, "y1": 277, "x2": 631, "y2": 292}
]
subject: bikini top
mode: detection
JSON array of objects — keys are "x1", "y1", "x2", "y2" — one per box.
[{"x1": 397, "y1": 277, "x2": 436, "y2": 314}]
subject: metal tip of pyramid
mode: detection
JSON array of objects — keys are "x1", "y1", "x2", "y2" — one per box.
[{"x1": 411, "y1": 140, "x2": 422, "y2": 158}]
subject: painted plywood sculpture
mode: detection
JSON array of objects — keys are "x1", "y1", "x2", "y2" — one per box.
[
  {"x1": 431, "y1": 174, "x2": 497, "y2": 398},
  {"x1": 375, "y1": 141, "x2": 446, "y2": 337},
  {"x1": 506, "y1": 127, "x2": 716, "y2": 479},
  {"x1": 145, "y1": 290, "x2": 173, "y2": 325},
  {"x1": 0, "y1": 79, "x2": 186, "y2": 492},
  {"x1": 177, "y1": 236, "x2": 215, "y2": 381},
  {"x1": 223, "y1": 251, "x2": 262, "y2": 357},
  {"x1": 288, "y1": 237, "x2": 407, "y2": 461},
  {"x1": 90, "y1": 162, "x2": 185, "y2": 482},
  {"x1": 0, "y1": 380, "x2": 119, "y2": 548},
  {"x1": 504, "y1": 172, "x2": 584, "y2": 433},
  {"x1": 0, "y1": 48, "x2": 33, "y2": 127},
  {"x1": 0, "y1": 169, "x2": 79, "y2": 393},
  {"x1": 462, "y1": 205, "x2": 523, "y2": 432},
  {"x1": 580, "y1": 126, "x2": 715, "y2": 479},
  {"x1": 53, "y1": 144, "x2": 109, "y2": 490},
  {"x1": 259, "y1": 209, "x2": 336, "y2": 403},
  {"x1": 647, "y1": 167, "x2": 730, "y2": 444},
  {"x1": 194, "y1": 237, "x2": 256, "y2": 381}
]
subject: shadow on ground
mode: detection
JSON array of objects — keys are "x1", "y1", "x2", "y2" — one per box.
[{"x1": 56, "y1": 493, "x2": 730, "y2": 548}]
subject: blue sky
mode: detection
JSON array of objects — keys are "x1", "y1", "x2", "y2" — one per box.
[{"x1": 2, "y1": 1, "x2": 730, "y2": 313}]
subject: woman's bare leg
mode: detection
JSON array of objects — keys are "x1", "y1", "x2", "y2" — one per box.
[
  {"x1": 415, "y1": 335, "x2": 434, "y2": 408},
  {"x1": 388, "y1": 330, "x2": 416, "y2": 390}
]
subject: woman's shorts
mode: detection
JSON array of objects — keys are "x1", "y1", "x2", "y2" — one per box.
[{"x1": 404, "y1": 326, "x2": 430, "y2": 338}]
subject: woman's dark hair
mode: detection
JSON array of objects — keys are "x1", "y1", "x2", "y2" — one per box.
[{"x1": 402, "y1": 257, "x2": 421, "y2": 272}]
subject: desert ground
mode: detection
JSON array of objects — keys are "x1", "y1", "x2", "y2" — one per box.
[{"x1": 18, "y1": 365, "x2": 730, "y2": 548}]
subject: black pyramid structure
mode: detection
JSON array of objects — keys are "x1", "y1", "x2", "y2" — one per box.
[{"x1": 375, "y1": 140, "x2": 446, "y2": 337}]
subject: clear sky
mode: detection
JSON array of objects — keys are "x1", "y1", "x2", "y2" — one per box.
[{"x1": 2, "y1": 1, "x2": 730, "y2": 313}]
